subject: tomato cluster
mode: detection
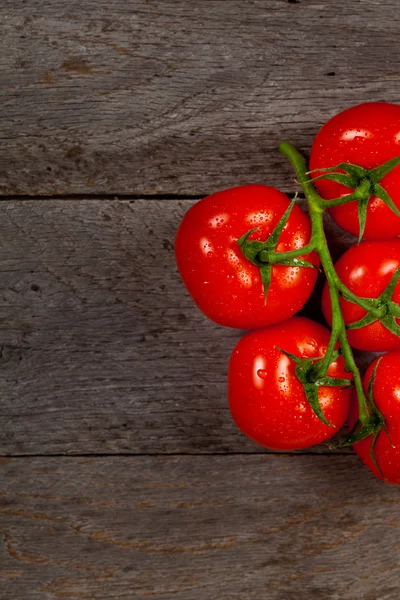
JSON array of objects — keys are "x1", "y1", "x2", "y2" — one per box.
[{"x1": 175, "y1": 102, "x2": 400, "y2": 485}]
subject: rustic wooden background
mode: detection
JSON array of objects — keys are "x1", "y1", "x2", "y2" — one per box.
[{"x1": 1, "y1": 1, "x2": 400, "y2": 599}]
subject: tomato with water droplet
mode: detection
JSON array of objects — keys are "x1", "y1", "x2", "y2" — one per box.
[
  {"x1": 175, "y1": 185, "x2": 319, "y2": 329},
  {"x1": 228, "y1": 317, "x2": 351, "y2": 450},
  {"x1": 310, "y1": 102, "x2": 400, "y2": 239},
  {"x1": 348, "y1": 352, "x2": 400, "y2": 484},
  {"x1": 322, "y1": 239, "x2": 400, "y2": 352}
]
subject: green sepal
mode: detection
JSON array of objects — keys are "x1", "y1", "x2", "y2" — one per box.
[
  {"x1": 373, "y1": 183, "x2": 400, "y2": 218},
  {"x1": 265, "y1": 197, "x2": 296, "y2": 251},
  {"x1": 346, "y1": 311, "x2": 378, "y2": 330},
  {"x1": 276, "y1": 258, "x2": 317, "y2": 269},
  {"x1": 329, "y1": 349, "x2": 341, "y2": 362},
  {"x1": 344, "y1": 267, "x2": 400, "y2": 334},
  {"x1": 303, "y1": 383, "x2": 333, "y2": 427},
  {"x1": 357, "y1": 196, "x2": 369, "y2": 242},
  {"x1": 333, "y1": 359, "x2": 387, "y2": 478},
  {"x1": 389, "y1": 301, "x2": 400, "y2": 318},
  {"x1": 259, "y1": 263, "x2": 272, "y2": 300},
  {"x1": 307, "y1": 164, "x2": 353, "y2": 174},
  {"x1": 236, "y1": 196, "x2": 307, "y2": 301},
  {"x1": 336, "y1": 418, "x2": 377, "y2": 447},
  {"x1": 369, "y1": 431, "x2": 384, "y2": 477},
  {"x1": 314, "y1": 376, "x2": 353, "y2": 388},
  {"x1": 367, "y1": 360, "x2": 381, "y2": 404},
  {"x1": 308, "y1": 172, "x2": 358, "y2": 188},
  {"x1": 366, "y1": 359, "x2": 387, "y2": 477},
  {"x1": 339, "y1": 289, "x2": 377, "y2": 310},
  {"x1": 334, "y1": 163, "x2": 367, "y2": 179},
  {"x1": 369, "y1": 155, "x2": 400, "y2": 182},
  {"x1": 236, "y1": 200, "x2": 296, "y2": 263},
  {"x1": 380, "y1": 267, "x2": 400, "y2": 301},
  {"x1": 308, "y1": 161, "x2": 367, "y2": 181},
  {"x1": 381, "y1": 315, "x2": 400, "y2": 337},
  {"x1": 335, "y1": 420, "x2": 383, "y2": 477},
  {"x1": 366, "y1": 360, "x2": 390, "y2": 445},
  {"x1": 236, "y1": 227, "x2": 259, "y2": 246},
  {"x1": 275, "y1": 347, "x2": 349, "y2": 426},
  {"x1": 306, "y1": 165, "x2": 341, "y2": 174},
  {"x1": 309, "y1": 156, "x2": 400, "y2": 242},
  {"x1": 236, "y1": 228, "x2": 264, "y2": 263},
  {"x1": 275, "y1": 346, "x2": 301, "y2": 363}
]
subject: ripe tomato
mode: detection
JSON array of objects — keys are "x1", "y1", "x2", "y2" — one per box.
[
  {"x1": 322, "y1": 240, "x2": 400, "y2": 352},
  {"x1": 310, "y1": 102, "x2": 400, "y2": 239},
  {"x1": 228, "y1": 317, "x2": 351, "y2": 450},
  {"x1": 349, "y1": 353, "x2": 400, "y2": 484},
  {"x1": 175, "y1": 185, "x2": 319, "y2": 330}
]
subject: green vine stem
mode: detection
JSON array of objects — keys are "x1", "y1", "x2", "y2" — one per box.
[
  {"x1": 236, "y1": 142, "x2": 399, "y2": 446},
  {"x1": 278, "y1": 142, "x2": 372, "y2": 424}
]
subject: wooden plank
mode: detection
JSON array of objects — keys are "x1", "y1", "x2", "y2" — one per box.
[
  {"x1": 0, "y1": 455, "x2": 399, "y2": 600},
  {"x1": 1, "y1": 0, "x2": 400, "y2": 195},
  {"x1": 0, "y1": 198, "x2": 375, "y2": 455}
]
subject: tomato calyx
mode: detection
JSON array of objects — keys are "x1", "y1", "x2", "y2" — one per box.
[
  {"x1": 333, "y1": 358, "x2": 391, "y2": 476},
  {"x1": 344, "y1": 267, "x2": 400, "y2": 337},
  {"x1": 237, "y1": 196, "x2": 316, "y2": 299},
  {"x1": 308, "y1": 155, "x2": 400, "y2": 241},
  {"x1": 277, "y1": 347, "x2": 353, "y2": 427}
]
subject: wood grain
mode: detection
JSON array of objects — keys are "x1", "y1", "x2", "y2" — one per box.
[
  {"x1": 0, "y1": 198, "x2": 375, "y2": 456},
  {"x1": 2, "y1": 0, "x2": 400, "y2": 196},
  {"x1": 1, "y1": 455, "x2": 399, "y2": 600},
  {"x1": 1, "y1": 3, "x2": 398, "y2": 598}
]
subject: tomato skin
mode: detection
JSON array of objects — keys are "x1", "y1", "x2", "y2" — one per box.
[
  {"x1": 175, "y1": 185, "x2": 319, "y2": 330},
  {"x1": 322, "y1": 240, "x2": 400, "y2": 352},
  {"x1": 228, "y1": 317, "x2": 351, "y2": 450},
  {"x1": 310, "y1": 102, "x2": 400, "y2": 239},
  {"x1": 349, "y1": 353, "x2": 400, "y2": 485}
]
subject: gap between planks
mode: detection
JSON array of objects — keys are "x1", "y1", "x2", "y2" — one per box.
[
  {"x1": 0, "y1": 450, "x2": 351, "y2": 458},
  {"x1": 0, "y1": 193, "x2": 305, "y2": 202}
]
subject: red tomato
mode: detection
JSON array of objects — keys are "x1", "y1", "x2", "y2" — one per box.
[
  {"x1": 322, "y1": 240, "x2": 400, "y2": 352},
  {"x1": 175, "y1": 185, "x2": 319, "y2": 330},
  {"x1": 310, "y1": 102, "x2": 400, "y2": 239},
  {"x1": 349, "y1": 352, "x2": 400, "y2": 484},
  {"x1": 228, "y1": 317, "x2": 351, "y2": 450}
]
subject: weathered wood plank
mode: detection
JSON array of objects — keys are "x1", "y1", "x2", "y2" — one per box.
[
  {"x1": 0, "y1": 199, "x2": 375, "y2": 455},
  {"x1": 0, "y1": 455, "x2": 399, "y2": 600},
  {"x1": 1, "y1": 0, "x2": 400, "y2": 195}
]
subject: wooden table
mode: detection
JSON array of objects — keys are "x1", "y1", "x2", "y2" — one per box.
[{"x1": 1, "y1": 2, "x2": 400, "y2": 598}]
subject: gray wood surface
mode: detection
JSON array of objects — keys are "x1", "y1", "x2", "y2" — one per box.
[
  {"x1": 1, "y1": 2, "x2": 399, "y2": 599},
  {"x1": 1, "y1": 455, "x2": 399, "y2": 600},
  {"x1": 2, "y1": 0, "x2": 400, "y2": 196},
  {"x1": 0, "y1": 198, "x2": 371, "y2": 456}
]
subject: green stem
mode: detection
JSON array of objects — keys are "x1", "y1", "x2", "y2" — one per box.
[
  {"x1": 259, "y1": 241, "x2": 316, "y2": 263},
  {"x1": 322, "y1": 179, "x2": 371, "y2": 208},
  {"x1": 338, "y1": 330, "x2": 368, "y2": 421},
  {"x1": 279, "y1": 142, "x2": 370, "y2": 422},
  {"x1": 317, "y1": 325, "x2": 338, "y2": 376},
  {"x1": 335, "y1": 280, "x2": 378, "y2": 312}
]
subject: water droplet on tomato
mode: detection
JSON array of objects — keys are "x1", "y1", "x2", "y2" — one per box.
[{"x1": 257, "y1": 369, "x2": 267, "y2": 379}]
